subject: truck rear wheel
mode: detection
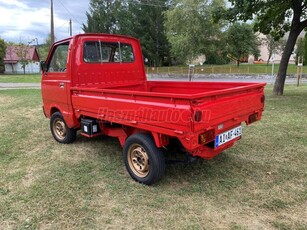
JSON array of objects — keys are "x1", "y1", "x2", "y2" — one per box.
[
  {"x1": 50, "y1": 112, "x2": 76, "y2": 144},
  {"x1": 123, "y1": 133, "x2": 165, "y2": 185}
]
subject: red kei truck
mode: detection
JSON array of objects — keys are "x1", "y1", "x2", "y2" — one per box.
[{"x1": 41, "y1": 33, "x2": 266, "y2": 185}]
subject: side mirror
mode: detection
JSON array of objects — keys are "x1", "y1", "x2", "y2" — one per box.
[{"x1": 40, "y1": 61, "x2": 47, "y2": 72}]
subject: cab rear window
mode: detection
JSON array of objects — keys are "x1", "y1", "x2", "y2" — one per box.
[{"x1": 83, "y1": 41, "x2": 134, "y2": 63}]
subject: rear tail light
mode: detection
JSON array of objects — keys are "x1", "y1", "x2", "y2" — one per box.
[
  {"x1": 199, "y1": 129, "x2": 215, "y2": 145},
  {"x1": 248, "y1": 113, "x2": 258, "y2": 124},
  {"x1": 194, "y1": 110, "x2": 202, "y2": 122}
]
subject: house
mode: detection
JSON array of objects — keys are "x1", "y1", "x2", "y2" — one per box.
[
  {"x1": 249, "y1": 31, "x2": 306, "y2": 64},
  {"x1": 4, "y1": 45, "x2": 40, "y2": 74}
]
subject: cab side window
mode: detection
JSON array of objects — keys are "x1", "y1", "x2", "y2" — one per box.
[
  {"x1": 48, "y1": 43, "x2": 69, "y2": 72},
  {"x1": 83, "y1": 41, "x2": 134, "y2": 63}
]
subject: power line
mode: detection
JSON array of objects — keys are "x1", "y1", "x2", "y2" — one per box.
[
  {"x1": 56, "y1": 21, "x2": 69, "y2": 30},
  {"x1": 56, "y1": 0, "x2": 81, "y2": 25}
]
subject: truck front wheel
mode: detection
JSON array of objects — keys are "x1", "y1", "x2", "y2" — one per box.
[
  {"x1": 123, "y1": 133, "x2": 165, "y2": 185},
  {"x1": 50, "y1": 112, "x2": 76, "y2": 144}
]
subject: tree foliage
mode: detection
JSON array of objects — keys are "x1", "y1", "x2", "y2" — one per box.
[
  {"x1": 38, "y1": 34, "x2": 53, "y2": 61},
  {"x1": 164, "y1": 0, "x2": 226, "y2": 63},
  {"x1": 82, "y1": 0, "x2": 122, "y2": 33},
  {"x1": 82, "y1": 0, "x2": 171, "y2": 66},
  {"x1": 226, "y1": 23, "x2": 260, "y2": 67},
  {"x1": 0, "y1": 38, "x2": 6, "y2": 73},
  {"x1": 127, "y1": 1, "x2": 171, "y2": 66},
  {"x1": 15, "y1": 44, "x2": 31, "y2": 75},
  {"x1": 215, "y1": 0, "x2": 307, "y2": 95},
  {"x1": 262, "y1": 35, "x2": 285, "y2": 65},
  {"x1": 295, "y1": 37, "x2": 305, "y2": 64}
]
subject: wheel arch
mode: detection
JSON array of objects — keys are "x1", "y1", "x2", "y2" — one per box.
[
  {"x1": 50, "y1": 107, "x2": 60, "y2": 116},
  {"x1": 49, "y1": 106, "x2": 79, "y2": 129},
  {"x1": 114, "y1": 126, "x2": 169, "y2": 149}
]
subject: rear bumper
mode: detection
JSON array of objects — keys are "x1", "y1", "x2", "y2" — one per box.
[
  {"x1": 188, "y1": 137, "x2": 239, "y2": 160},
  {"x1": 182, "y1": 107, "x2": 264, "y2": 160}
]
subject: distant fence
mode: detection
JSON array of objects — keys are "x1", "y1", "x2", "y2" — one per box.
[{"x1": 145, "y1": 65, "x2": 307, "y2": 75}]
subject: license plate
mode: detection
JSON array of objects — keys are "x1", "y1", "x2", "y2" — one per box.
[{"x1": 215, "y1": 126, "x2": 242, "y2": 147}]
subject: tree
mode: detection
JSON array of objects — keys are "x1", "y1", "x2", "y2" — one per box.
[
  {"x1": 164, "y1": 0, "x2": 226, "y2": 64},
  {"x1": 82, "y1": 0, "x2": 122, "y2": 33},
  {"x1": 215, "y1": 0, "x2": 307, "y2": 95},
  {"x1": 304, "y1": 33, "x2": 307, "y2": 65},
  {"x1": 295, "y1": 37, "x2": 305, "y2": 64},
  {"x1": 15, "y1": 44, "x2": 30, "y2": 75},
  {"x1": 262, "y1": 35, "x2": 286, "y2": 66},
  {"x1": 126, "y1": 0, "x2": 171, "y2": 66},
  {"x1": 38, "y1": 34, "x2": 53, "y2": 61},
  {"x1": 83, "y1": 0, "x2": 171, "y2": 66},
  {"x1": 226, "y1": 23, "x2": 260, "y2": 67},
  {"x1": 205, "y1": 39, "x2": 230, "y2": 65},
  {"x1": 0, "y1": 38, "x2": 6, "y2": 73}
]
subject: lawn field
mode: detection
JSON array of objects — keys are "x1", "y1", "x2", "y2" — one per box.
[
  {"x1": 0, "y1": 86, "x2": 306, "y2": 229},
  {"x1": 0, "y1": 74, "x2": 41, "y2": 83}
]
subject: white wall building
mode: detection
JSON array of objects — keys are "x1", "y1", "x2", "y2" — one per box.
[
  {"x1": 250, "y1": 32, "x2": 305, "y2": 64},
  {"x1": 4, "y1": 46, "x2": 40, "y2": 74}
]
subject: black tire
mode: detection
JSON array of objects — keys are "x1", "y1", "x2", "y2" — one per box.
[
  {"x1": 123, "y1": 133, "x2": 165, "y2": 185},
  {"x1": 50, "y1": 112, "x2": 76, "y2": 144}
]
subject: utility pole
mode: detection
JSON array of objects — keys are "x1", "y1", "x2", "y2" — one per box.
[
  {"x1": 51, "y1": 0, "x2": 55, "y2": 44},
  {"x1": 69, "y1": 18, "x2": 72, "y2": 36}
]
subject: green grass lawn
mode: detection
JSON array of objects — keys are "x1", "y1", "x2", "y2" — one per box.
[
  {"x1": 0, "y1": 74, "x2": 41, "y2": 83},
  {"x1": 0, "y1": 86, "x2": 306, "y2": 229}
]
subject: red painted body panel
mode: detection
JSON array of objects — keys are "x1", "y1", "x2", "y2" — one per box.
[{"x1": 41, "y1": 33, "x2": 266, "y2": 160}]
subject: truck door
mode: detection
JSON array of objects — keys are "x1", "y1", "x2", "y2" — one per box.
[{"x1": 41, "y1": 42, "x2": 70, "y2": 116}]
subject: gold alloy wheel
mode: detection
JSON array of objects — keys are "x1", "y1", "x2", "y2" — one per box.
[
  {"x1": 53, "y1": 118, "x2": 67, "y2": 141},
  {"x1": 127, "y1": 144, "x2": 150, "y2": 178}
]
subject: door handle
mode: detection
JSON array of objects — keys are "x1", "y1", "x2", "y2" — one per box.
[{"x1": 59, "y1": 83, "x2": 65, "y2": 88}]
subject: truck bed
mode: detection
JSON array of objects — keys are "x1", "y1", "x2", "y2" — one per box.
[
  {"x1": 71, "y1": 81, "x2": 265, "y2": 134},
  {"x1": 73, "y1": 81, "x2": 264, "y2": 98}
]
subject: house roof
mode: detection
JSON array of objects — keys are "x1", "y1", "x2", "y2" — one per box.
[{"x1": 4, "y1": 45, "x2": 40, "y2": 64}]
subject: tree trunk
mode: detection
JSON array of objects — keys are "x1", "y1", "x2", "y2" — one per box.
[
  {"x1": 267, "y1": 53, "x2": 272, "y2": 66},
  {"x1": 273, "y1": 28, "x2": 301, "y2": 95}
]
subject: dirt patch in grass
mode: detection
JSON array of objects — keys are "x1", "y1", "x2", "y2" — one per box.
[
  {"x1": 0, "y1": 97, "x2": 15, "y2": 133},
  {"x1": 0, "y1": 95, "x2": 13, "y2": 104}
]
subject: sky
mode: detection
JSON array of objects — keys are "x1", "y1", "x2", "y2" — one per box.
[{"x1": 0, "y1": 0, "x2": 90, "y2": 44}]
